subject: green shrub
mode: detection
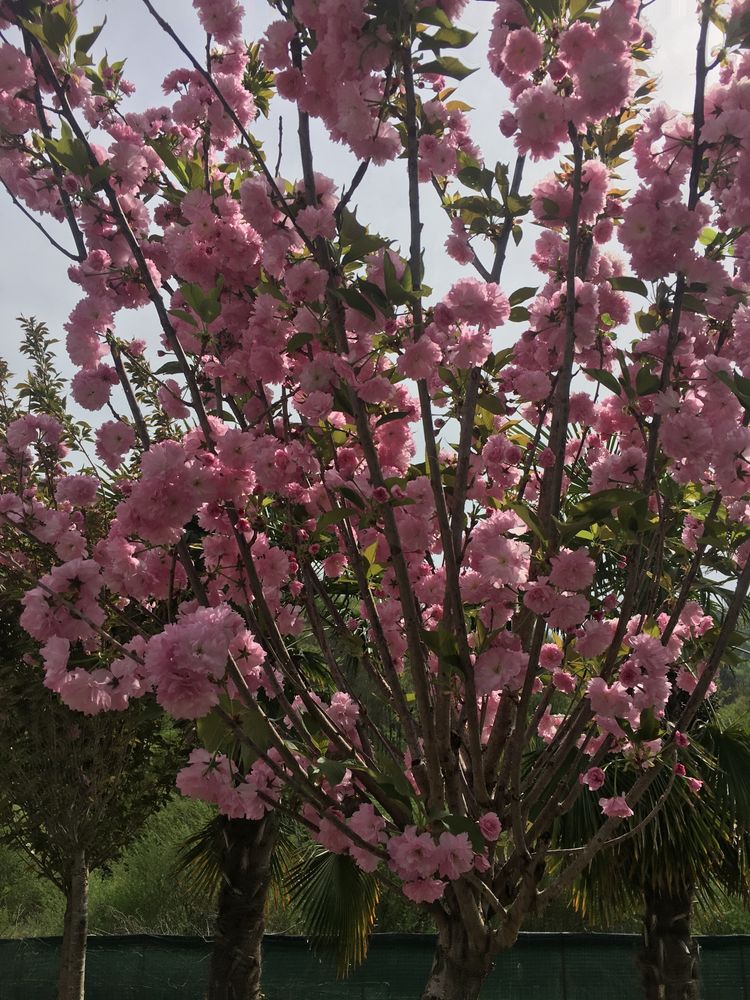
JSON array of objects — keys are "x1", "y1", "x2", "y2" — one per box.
[
  {"x1": 87, "y1": 797, "x2": 216, "y2": 936},
  {"x1": 0, "y1": 844, "x2": 65, "y2": 937}
]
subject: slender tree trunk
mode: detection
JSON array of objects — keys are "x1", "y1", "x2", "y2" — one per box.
[
  {"x1": 639, "y1": 886, "x2": 701, "y2": 1000},
  {"x1": 208, "y1": 813, "x2": 278, "y2": 1000},
  {"x1": 421, "y1": 918, "x2": 494, "y2": 1000},
  {"x1": 57, "y1": 849, "x2": 89, "y2": 1000}
]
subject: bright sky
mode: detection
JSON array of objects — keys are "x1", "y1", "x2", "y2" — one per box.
[{"x1": 0, "y1": 0, "x2": 705, "y2": 395}]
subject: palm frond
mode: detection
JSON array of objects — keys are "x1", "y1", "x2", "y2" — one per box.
[
  {"x1": 702, "y1": 721, "x2": 750, "y2": 827},
  {"x1": 173, "y1": 813, "x2": 224, "y2": 902},
  {"x1": 558, "y1": 714, "x2": 750, "y2": 924},
  {"x1": 284, "y1": 845, "x2": 380, "y2": 977}
]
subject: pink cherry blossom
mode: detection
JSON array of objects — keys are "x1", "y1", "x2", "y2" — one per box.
[
  {"x1": 445, "y1": 279, "x2": 510, "y2": 331},
  {"x1": 56, "y1": 475, "x2": 98, "y2": 508},
  {"x1": 478, "y1": 812, "x2": 502, "y2": 842},
  {"x1": 549, "y1": 549, "x2": 596, "y2": 592},
  {"x1": 388, "y1": 826, "x2": 440, "y2": 881},
  {"x1": 599, "y1": 796, "x2": 634, "y2": 819},
  {"x1": 435, "y1": 831, "x2": 474, "y2": 880},
  {"x1": 402, "y1": 879, "x2": 446, "y2": 903},
  {"x1": 503, "y1": 28, "x2": 544, "y2": 77},
  {"x1": 581, "y1": 767, "x2": 606, "y2": 791},
  {"x1": 539, "y1": 643, "x2": 563, "y2": 669}
]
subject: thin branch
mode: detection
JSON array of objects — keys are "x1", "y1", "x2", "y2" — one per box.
[
  {"x1": 0, "y1": 178, "x2": 83, "y2": 261},
  {"x1": 274, "y1": 114, "x2": 283, "y2": 176}
]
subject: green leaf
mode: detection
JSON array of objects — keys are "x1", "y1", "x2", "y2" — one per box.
[
  {"x1": 37, "y1": 3, "x2": 78, "y2": 53},
  {"x1": 375, "y1": 410, "x2": 411, "y2": 426},
  {"x1": 338, "y1": 207, "x2": 367, "y2": 246},
  {"x1": 440, "y1": 814, "x2": 485, "y2": 853},
  {"x1": 682, "y1": 293, "x2": 707, "y2": 315},
  {"x1": 286, "y1": 331, "x2": 313, "y2": 353},
  {"x1": 565, "y1": 488, "x2": 645, "y2": 537},
  {"x1": 569, "y1": 0, "x2": 592, "y2": 18},
  {"x1": 699, "y1": 226, "x2": 719, "y2": 247},
  {"x1": 453, "y1": 195, "x2": 505, "y2": 216},
  {"x1": 180, "y1": 280, "x2": 223, "y2": 324},
  {"x1": 75, "y1": 18, "x2": 106, "y2": 53},
  {"x1": 383, "y1": 253, "x2": 413, "y2": 306},
  {"x1": 369, "y1": 757, "x2": 417, "y2": 804},
  {"x1": 526, "y1": 0, "x2": 562, "y2": 18},
  {"x1": 317, "y1": 508, "x2": 356, "y2": 532},
  {"x1": 44, "y1": 121, "x2": 90, "y2": 174},
  {"x1": 338, "y1": 485, "x2": 365, "y2": 509},
  {"x1": 635, "y1": 310, "x2": 659, "y2": 332},
  {"x1": 332, "y1": 387, "x2": 355, "y2": 417},
  {"x1": 331, "y1": 286, "x2": 377, "y2": 321},
  {"x1": 457, "y1": 165, "x2": 493, "y2": 193},
  {"x1": 342, "y1": 233, "x2": 388, "y2": 266},
  {"x1": 315, "y1": 757, "x2": 349, "y2": 787},
  {"x1": 560, "y1": 488, "x2": 647, "y2": 540},
  {"x1": 508, "y1": 286, "x2": 538, "y2": 306},
  {"x1": 362, "y1": 541, "x2": 379, "y2": 567},
  {"x1": 155, "y1": 361, "x2": 185, "y2": 376},
  {"x1": 508, "y1": 306, "x2": 530, "y2": 323},
  {"x1": 609, "y1": 276, "x2": 649, "y2": 297},
  {"x1": 419, "y1": 56, "x2": 477, "y2": 80},
  {"x1": 618, "y1": 503, "x2": 642, "y2": 534},
  {"x1": 87, "y1": 163, "x2": 111, "y2": 188},
  {"x1": 507, "y1": 502, "x2": 545, "y2": 542},
  {"x1": 357, "y1": 280, "x2": 390, "y2": 313},
  {"x1": 506, "y1": 194, "x2": 532, "y2": 215},
  {"x1": 418, "y1": 25, "x2": 477, "y2": 50},
  {"x1": 486, "y1": 346, "x2": 515, "y2": 373},
  {"x1": 167, "y1": 309, "x2": 198, "y2": 328},
  {"x1": 476, "y1": 395, "x2": 505, "y2": 415},
  {"x1": 582, "y1": 368, "x2": 621, "y2": 395},
  {"x1": 240, "y1": 699, "x2": 274, "y2": 753},
  {"x1": 147, "y1": 137, "x2": 190, "y2": 188},
  {"x1": 197, "y1": 713, "x2": 233, "y2": 754},
  {"x1": 420, "y1": 627, "x2": 462, "y2": 672},
  {"x1": 415, "y1": 5, "x2": 453, "y2": 28},
  {"x1": 714, "y1": 369, "x2": 750, "y2": 410},
  {"x1": 635, "y1": 368, "x2": 662, "y2": 396}
]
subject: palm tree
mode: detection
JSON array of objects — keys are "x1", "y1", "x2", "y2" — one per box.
[
  {"x1": 177, "y1": 810, "x2": 381, "y2": 999},
  {"x1": 552, "y1": 715, "x2": 750, "y2": 1000}
]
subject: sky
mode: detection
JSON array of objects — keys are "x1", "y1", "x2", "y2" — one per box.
[{"x1": 0, "y1": 0, "x2": 710, "y2": 399}]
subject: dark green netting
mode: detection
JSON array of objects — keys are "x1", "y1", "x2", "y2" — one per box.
[{"x1": 0, "y1": 933, "x2": 748, "y2": 999}]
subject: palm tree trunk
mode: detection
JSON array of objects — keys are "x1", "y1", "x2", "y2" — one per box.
[
  {"x1": 639, "y1": 886, "x2": 701, "y2": 1000},
  {"x1": 208, "y1": 813, "x2": 278, "y2": 1000},
  {"x1": 57, "y1": 849, "x2": 89, "y2": 1000},
  {"x1": 421, "y1": 919, "x2": 493, "y2": 1000}
]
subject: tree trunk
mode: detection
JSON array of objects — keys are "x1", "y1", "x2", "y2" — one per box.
[
  {"x1": 208, "y1": 813, "x2": 278, "y2": 1000},
  {"x1": 421, "y1": 919, "x2": 494, "y2": 1000},
  {"x1": 57, "y1": 849, "x2": 89, "y2": 1000},
  {"x1": 639, "y1": 886, "x2": 701, "y2": 1000}
]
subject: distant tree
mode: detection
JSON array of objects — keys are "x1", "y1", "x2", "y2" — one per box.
[
  {"x1": 0, "y1": 321, "x2": 184, "y2": 1000},
  {"x1": 0, "y1": 613, "x2": 182, "y2": 1000},
  {"x1": 556, "y1": 715, "x2": 750, "y2": 1000}
]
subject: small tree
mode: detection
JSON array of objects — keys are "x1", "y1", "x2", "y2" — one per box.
[
  {"x1": 0, "y1": 323, "x2": 183, "y2": 1000},
  {"x1": 558, "y1": 715, "x2": 750, "y2": 1000},
  {"x1": 0, "y1": 618, "x2": 182, "y2": 1000}
]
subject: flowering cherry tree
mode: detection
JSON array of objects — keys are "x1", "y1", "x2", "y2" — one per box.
[{"x1": 2, "y1": 0, "x2": 750, "y2": 996}]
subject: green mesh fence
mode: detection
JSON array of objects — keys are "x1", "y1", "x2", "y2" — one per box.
[{"x1": 0, "y1": 933, "x2": 748, "y2": 999}]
